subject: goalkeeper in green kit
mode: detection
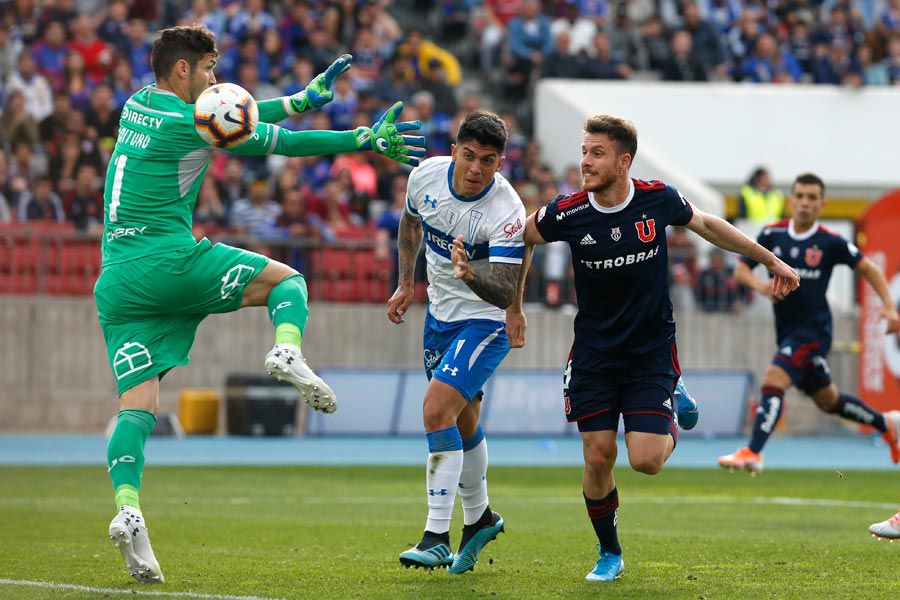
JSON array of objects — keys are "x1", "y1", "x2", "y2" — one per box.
[{"x1": 96, "y1": 25, "x2": 425, "y2": 583}]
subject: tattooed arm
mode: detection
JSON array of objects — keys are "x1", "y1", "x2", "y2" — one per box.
[
  {"x1": 450, "y1": 235, "x2": 521, "y2": 309},
  {"x1": 387, "y1": 211, "x2": 423, "y2": 324}
]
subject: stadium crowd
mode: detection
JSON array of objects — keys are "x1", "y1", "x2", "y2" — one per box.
[{"x1": 3, "y1": 0, "x2": 882, "y2": 306}]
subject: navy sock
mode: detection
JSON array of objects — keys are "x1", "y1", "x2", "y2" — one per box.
[
  {"x1": 748, "y1": 386, "x2": 785, "y2": 454},
  {"x1": 584, "y1": 488, "x2": 621, "y2": 555},
  {"x1": 832, "y1": 393, "x2": 887, "y2": 433}
]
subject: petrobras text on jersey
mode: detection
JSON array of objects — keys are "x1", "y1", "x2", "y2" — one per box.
[
  {"x1": 580, "y1": 245, "x2": 660, "y2": 270},
  {"x1": 120, "y1": 105, "x2": 164, "y2": 129}
]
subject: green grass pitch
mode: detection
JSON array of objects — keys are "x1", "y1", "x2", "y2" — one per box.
[{"x1": 0, "y1": 466, "x2": 897, "y2": 599}]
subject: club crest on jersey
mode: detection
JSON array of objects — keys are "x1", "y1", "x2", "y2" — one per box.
[
  {"x1": 611, "y1": 227, "x2": 621, "y2": 241},
  {"x1": 805, "y1": 246, "x2": 823, "y2": 267},
  {"x1": 423, "y1": 194, "x2": 437, "y2": 209},
  {"x1": 634, "y1": 216, "x2": 656, "y2": 243}
]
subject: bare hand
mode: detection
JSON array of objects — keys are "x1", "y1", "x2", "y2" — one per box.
[
  {"x1": 765, "y1": 256, "x2": 800, "y2": 300},
  {"x1": 507, "y1": 309, "x2": 527, "y2": 348},
  {"x1": 387, "y1": 285, "x2": 415, "y2": 324},
  {"x1": 451, "y1": 235, "x2": 473, "y2": 281},
  {"x1": 882, "y1": 307, "x2": 900, "y2": 335}
]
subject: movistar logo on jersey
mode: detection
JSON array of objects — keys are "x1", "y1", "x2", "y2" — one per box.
[{"x1": 580, "y1": 245, "x2": 660, "y2": 270}]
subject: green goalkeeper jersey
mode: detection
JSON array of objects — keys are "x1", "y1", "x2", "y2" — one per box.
[{"x1": 102, "y1": 84, "x2": 358, "y2": 266}]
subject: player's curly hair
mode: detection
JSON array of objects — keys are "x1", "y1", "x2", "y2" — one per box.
[
  {"x1": 151, "y1": 25, "x2": 218, "y2": 81},
  {"x1": 584, "y1": 114, "x2": 638, "y2": 158},
  {"x1": 456, "y1": 111, "x2": 508, "y2": 153}
]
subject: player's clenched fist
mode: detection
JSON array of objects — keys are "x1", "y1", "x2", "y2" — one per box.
[
  {"x1": 451, "y1": 235, "x2": 474, "y2": 282},
  {"x1": 387, "y1": 285, "x2": 414, "y2": 324}
]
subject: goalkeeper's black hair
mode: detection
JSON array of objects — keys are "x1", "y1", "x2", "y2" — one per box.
[
  {"x1": 456, "y1": 111, "x2": 508, "y2": 153},
  {"x1": 791, "y1": 172, "x2": 825, "y2": 197},
  {"x1": 151, "y1": 25, "x2": 218, "y2": 81}
]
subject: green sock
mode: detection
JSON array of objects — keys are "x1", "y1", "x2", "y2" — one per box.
[
  {"x1": 107, "y1": 409, "x2": 156, "y2": 510},
  {"x1": 268, "y1": 274, "x2": 309, "y2": 350}
]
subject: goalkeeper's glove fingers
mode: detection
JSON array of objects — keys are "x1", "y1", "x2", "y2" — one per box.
[
  {"x1": 353, "y1": 101, "x2": 427, "y2": 166},
  {"x1": 289, "y1": 53, "x2": 353, "y2": 113}
]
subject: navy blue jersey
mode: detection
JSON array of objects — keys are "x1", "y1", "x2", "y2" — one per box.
[
  {"x1": 535, "y1": 179, "x2": 694, "y2": 364},
  {"x1": 741, "y1": 220, "x2": 863, "y2": 347}
]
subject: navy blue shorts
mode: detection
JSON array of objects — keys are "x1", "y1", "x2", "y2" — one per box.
[
  {"x1": 564, "y1": 342, "x2": 681, "y2": 435},
  {"x1": 423, "y1": 311, "x2": 510, "y2": 402},
  {"x1": 772, "y1": 335, "x2": 832, "y2": 396}
]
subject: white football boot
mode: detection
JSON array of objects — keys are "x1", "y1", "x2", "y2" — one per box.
[
  {"x1": 869, "y1": 510, "x2": 900, "y2": 540},
  {"x1": 108, "y1": 506, "x2": 164, "y2": 583},
  {"x1": 264, "y1": 344, "x2": 337, "y2": 414}
]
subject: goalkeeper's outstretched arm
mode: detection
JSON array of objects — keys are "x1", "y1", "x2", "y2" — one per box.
[{"x1": 227, "y1": 101, "x2": 426, "y2": 166}]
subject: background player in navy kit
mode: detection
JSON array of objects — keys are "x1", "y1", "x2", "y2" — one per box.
[
  {"x1": 518, "y1": 114, "x2": 800, "y2": 582},
  {"x1": 719, "y1": 173, "x2": 900, "y2": 474}
]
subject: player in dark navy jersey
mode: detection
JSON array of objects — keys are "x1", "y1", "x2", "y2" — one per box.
[
  {"x1": 719, "y1": 173, "x2": 900, "y2": 474},
  {"x1": 514, "y1": 114, "x2": 800, "y2": 583}
]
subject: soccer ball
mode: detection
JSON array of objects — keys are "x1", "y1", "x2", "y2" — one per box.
[{"x1": 193, "y1": 83, "x2": 259, "y2": 149}]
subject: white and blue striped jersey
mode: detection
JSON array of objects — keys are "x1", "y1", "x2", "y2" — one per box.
[{"x1": 406, "y1": 156, "x2": 526, "y2": 323}]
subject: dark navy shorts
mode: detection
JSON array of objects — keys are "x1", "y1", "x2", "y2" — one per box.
[
  {"x1": 564, "y1": 342, "x2": 681, "y2": 435},
  {"x1": 772, "y1": 335, "x2": 832, "y2": 396}
]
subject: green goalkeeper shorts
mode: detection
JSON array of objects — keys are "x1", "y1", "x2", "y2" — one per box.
[{"x1": 94, "y1": 238, "x2": 270, "y2": 395}]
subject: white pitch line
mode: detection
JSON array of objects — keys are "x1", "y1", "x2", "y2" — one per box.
[{"x1": 0, "y1": 579, "x2": 282, "y2": 600}]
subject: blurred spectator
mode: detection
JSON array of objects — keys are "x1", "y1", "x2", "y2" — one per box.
[
  {"x1": 126, "y1": 19, "x2": 154, "y2": 86},
  {"x1": 399, "y1": 29, "x2": 462, "y2": 85},
  {"x1": 411, "y1": 90, "x2": 452, "y2": 155},
  {"x1": 214, "y1": 157, "x2": 246, "y2": 211},
  {"x1": 551, "y1": 2, "x2": 598, "y2": 56},
  {"x1": 32, "y1": 20, "x2": 68, "y2": 91},
  {"x1": 661, "y1": 30, "x2": 708, "y2": 81},
  {"x1": 787, "y1": 21, "x2": 815, "y2": 75},
  {"x1": 331, "y1": 152, "x2": 378, "y2": 197},
  {"x1": 230, "y1": 180, "x2": 282, "y2": 237},
  {"x1": 740, "y1": 33, "x2": 803, "y2": 82},
  {"x1": 667, "y1": 226, "x2": 698, "y2": 282},
  {"x1": 69, "y1": 14, "x2": 113, "y2": 86},
  {"x1": 65, "y1": 164, "x2": 103, "y2": 231},
  {"x1": 605, "y1": 4, "x2": 642, "y2": 66},
  {"x1": 183, "y1": 0, "x2": 229, "y2": 40},
  {"x1": 695, "y1": 249, "x2": 745, "y2": 312},
  {"x1": 856, "y1": 44, "x2": 890, "y2": 85},
  {"x1": 885, "y1": 35, "x2": 900, "y2": 83},
  {"x1": 372, "y1": 52, "x2": 415, "y2": 103},
  {"x1": 86, "y1": 85, "x2": 119, "y2": 157},
  {"x1": 0, "y1": 27, "x2": 24, "y2": 82},
  {"x1": 363, "y1": 0, "x2": 403, "y2": 51},
  {"x1": 738, "y1": 167, "x2": 785, "y2": 223},
  {"x1": 237, "y1": 62, "x2": 280, "y2": 101},
  {"x1": 507, "y1": 0, "x2": 554, "y2": 89},
  {"x1": 581, "y1": 32, "x2": 632, "y2": 79},
  {"x1": 0, "y1": 192, "x2": 10, "y2": 222},
  {"x1": 7, "y1": 52, "x2": 53, "y2": 121},
  {"x1": 349, "y1": 26, "x2": 384, "y2": 88},
  {"x1": 18, "y1": 177, "x2": 65, "y2": 223},
  {"x1": 49, "y1": 133, "x2": 102, "y2": 193},
  {"x1": 64, "y1": 51, "x2": 92, "y2": 112},
  {"x1": 683, "y1": 2, "x2": 726, "y2": 76},
  {"x1": 636, "y1": 16, "x2": 673, "y2": 71},
  {"x1": 111, "y1": 59, "x2": 140, "y2": 108},
  {"x1": 323, "y1": 77, "x2": 359, "y2": 131},
  {"x1": 194, "y1": 178, "x2": 228, "y2": 228},
  {"x1": 0, "y1": 90, "x2": 41, "y2": 148},
  {"x1": 541, "y1": 30, "x2": 582, "y2": 78},
  {"x1": 375, "y1": 173, "x2": 408, "y2": 285},
  {"x1": 311, "y1": 180, "x2": 352, "y2": 233},
  {"x1": 308, "y1": 26, "x2": 342, "y2": 74},
  {"x1": 228, "y1": 0, "x2": 276, "y2": 39},
  {"x1": 420, "y1": 59, "x2": 459, "y2": 116},
  {"x1": 276, "y1": 189, "x2": 326, "y2": 242},
  {"x1": 277, "y1": 1, "x2": 311, "y2": 52},
  {"x1": 97, "y1": 0, "x2": 130, "y2": 54}
]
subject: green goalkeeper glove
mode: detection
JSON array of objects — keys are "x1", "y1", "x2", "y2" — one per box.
[
  {"x1": 289, "y1": 54, "x2": 353, "y2": 113},
  {"x1": 353, "y1": 101, "x2": 426, "y2": 166}
]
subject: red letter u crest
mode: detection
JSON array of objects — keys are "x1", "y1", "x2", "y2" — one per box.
[{"x1": 635, "y1": 219, "x2": 656, "y2": 243}]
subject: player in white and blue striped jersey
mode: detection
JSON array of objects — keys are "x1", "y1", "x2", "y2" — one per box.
[{"x1": 387, "y1": 112, "x2": 526, "y2": 573}]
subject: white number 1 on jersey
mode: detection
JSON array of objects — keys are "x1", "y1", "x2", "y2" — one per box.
[{"x1": 109, "y1": 154, "x2": 128, "y2": 222}]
